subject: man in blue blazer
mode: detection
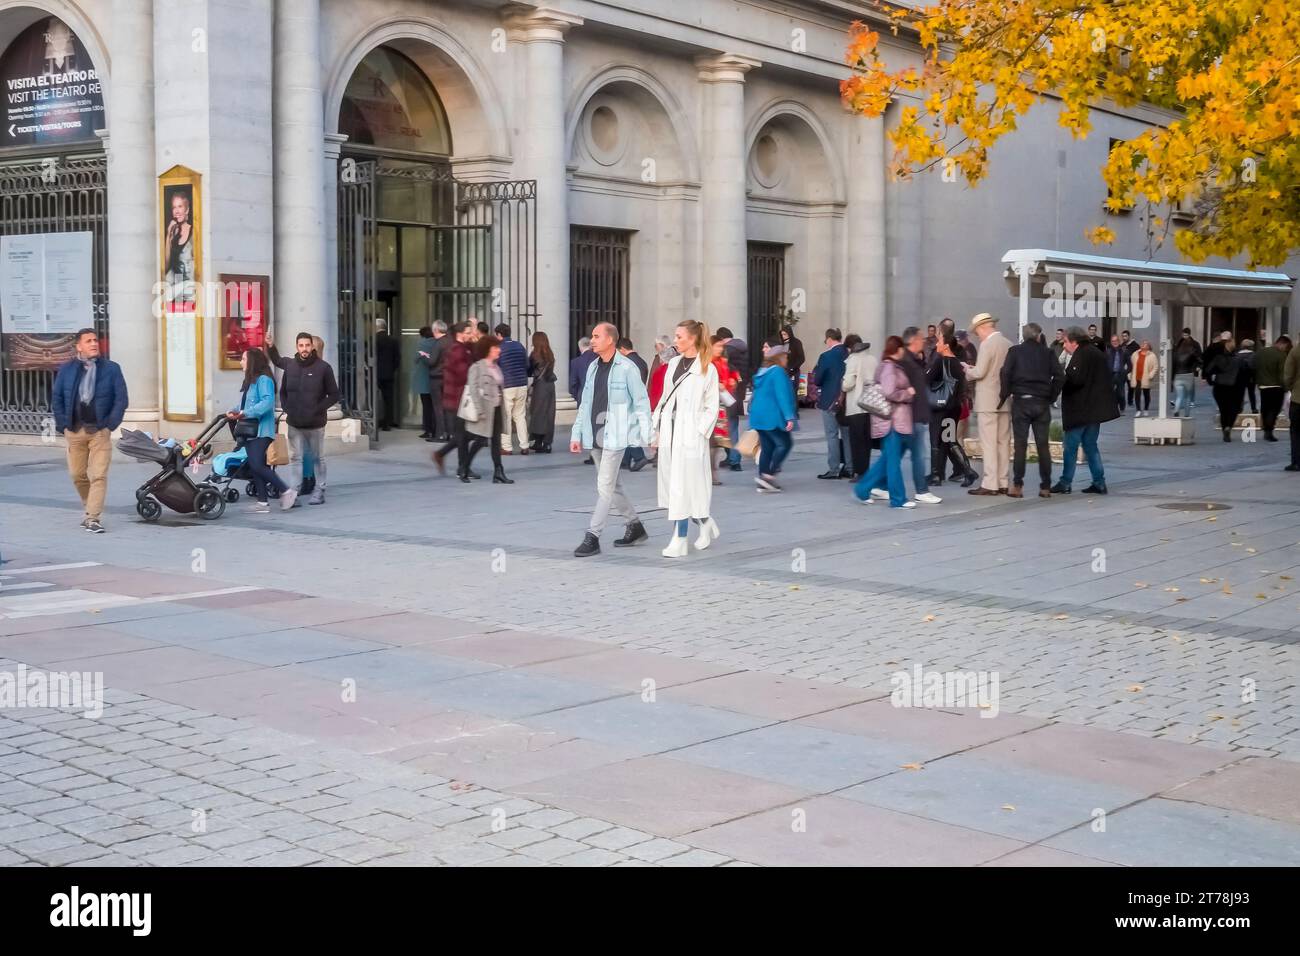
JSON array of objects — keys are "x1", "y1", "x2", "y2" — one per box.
[{"x1": 50, "y1": 328, "x2": 128, "y2": 533}]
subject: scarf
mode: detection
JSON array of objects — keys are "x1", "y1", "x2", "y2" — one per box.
[{"x1": 78, "y1": 358, "x2": 97, "y2": 406}]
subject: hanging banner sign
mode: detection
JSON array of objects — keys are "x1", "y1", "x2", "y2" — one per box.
[{"x1": 0, "y1": 16, "x2": 105, "y2": 148}]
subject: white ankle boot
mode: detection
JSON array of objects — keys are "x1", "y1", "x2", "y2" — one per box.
[
  {"x1": 694, "y1": 517, "x2": 720, "y2": 550},
  {"x1": 662, "y1": 531, "x2": 689, "y2": 558}
]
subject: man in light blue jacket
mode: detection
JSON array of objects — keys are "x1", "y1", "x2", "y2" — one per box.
[{"x1": 570, "y1": 322, "x2": 653, "y2": 557}]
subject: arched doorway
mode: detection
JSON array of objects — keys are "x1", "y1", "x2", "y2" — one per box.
[
  {"x1": 0, "y1": 8, "x2": 107, "y2": 435},
  {"x1": 334, "y1": 43, "x2": 536, "y2": 443}
]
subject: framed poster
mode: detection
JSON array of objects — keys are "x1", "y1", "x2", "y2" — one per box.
[
  {"x1": 159, "y1": 166, "x2": 204, "y2": 422},
  {"x1": 218, "y1": 274, "x2": 269, "y2": 370},
  {"x1": 0, "y1": 231, "x2": 94, "y2": 370}
]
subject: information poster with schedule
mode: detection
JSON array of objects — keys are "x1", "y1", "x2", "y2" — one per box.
[{"x1": 0, "y1": 231, "x2": 92, "y2": 334}]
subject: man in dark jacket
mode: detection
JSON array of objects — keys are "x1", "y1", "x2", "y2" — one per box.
[
  {"x1": 1254, "y1": 335, "x2": 1291, "y2": 442},
  {"x1": 1119, "y1": 330, "x2": 1141, "y2": 408},
  {"x1": 375, "y1": 318, "x2": 401, "y2": 430},
  {"x1": 812, "y1": 328, "x2": 849, "y2": 479},
  {"x1": 717, "y1": 327, "x2": 748, "y2": 471},
  {"x1": 1051, "y1": 327, "x2": 1118, "y2": 495},
  {"x1": 267, "y1": 331, "x2": 340, "y2": 505},
  {"x1": 51, "y1": 328, "x2": 128, "y2": 533},
  {"x1": 1172, "y1": 328, "x2": 1203, "y2": 412},
  {"x1": 1104, "y1": 334, "x2": 1130, "y2": 415},
  {"x1": 569, "y1": 336, "x2": 597, "y2": 402},
  {"x1": 414, "y1": 321, "x2": 448, "y2": 441},
  {"x1": 999, "y1": 322, "x2": 1064, "y2": 497},
  {"x1": 432, "y1": 322, "x2": 477, "y2": 476}
]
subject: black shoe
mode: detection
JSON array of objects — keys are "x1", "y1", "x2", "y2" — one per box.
[
  {"x1": 584, "y1": 457, "x2": 594, "y2": 465},
  {"x1": 1081, "y1": 484, "x2": 1108, "y2": 495},
  {"x1": 573, "y1": 532, "x2": 601, "y2": 557},
  {"x1": 817, "y1": 470, "x2": 841, "y2": 480},
  {"x1": 468, "y1": 470, "x2": 482, "y2": 480},
  {"x1": 838, "y1": 467, "x2": 852, "y2": 479},
  {"x1": 493, "y1": 466, "x2": 514, "y2": 485},
  {"x1": 613, "y1": 521, "x2": 648, "y2": 548},
  {"x1": 1265, "y1": 432, "x2": 1278, "y2": 442},
  {"x1": 423, "y1": 435, "x2": 435, "y2": 442},
  {"x1": 1285, "y1": 465, "x2": 1300, "y2": 472},
  {"x1": 1223, "y1": 429, "x2": 1232, "y2": 442},
  {"x1": 458, "y1": 473, "x2": 471, "y2": 484},
  {"x1": 539, "y1": 444, "x2": 552, "y2": 454},
  {"x1": 628, "y1": 457, "x2": 648, "y2": 473},
  {"x1": 960, "y1": 472, "x2": 979, "y2": 488},
  {"x1": 1050, "y1": 482, "x2": 1071, "y2": 494},
  {"x1": 729, "y1": 463, "x2": 743, "y2": 472},
  {"x1": 418, "y1": 432, "x2": 431, "y2": 440}
]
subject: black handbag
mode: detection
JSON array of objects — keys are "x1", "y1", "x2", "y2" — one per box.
[{"x1": 928, "y1": 361, "x2": 957, "y2": 410}]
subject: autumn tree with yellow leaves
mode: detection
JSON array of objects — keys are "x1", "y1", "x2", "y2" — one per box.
[{"x1": 841, "y1": 1, "x2": 1300, "y2": 268}]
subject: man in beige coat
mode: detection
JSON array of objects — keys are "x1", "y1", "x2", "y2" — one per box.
[{"x1": 963, "y1": 313, "x2": 1012, "y2": 494}]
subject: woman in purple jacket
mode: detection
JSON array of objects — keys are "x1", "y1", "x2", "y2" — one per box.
[{"x1": 852, "y1": 335, "x2": 915, "y2": 509}]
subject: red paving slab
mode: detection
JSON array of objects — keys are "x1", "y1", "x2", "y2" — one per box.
[
  {"x1": 1162, "y1": 757, "x2": 1300, "y2": 826},
  {"x1": 684, "y1": 794, "x2": 1028, "y2": 866},
  {"x1": 968, "y1": 722, "x2": 1238, "y2": 793},
  {"x1": 509, "y1": 755, "x2": 808, "y2": 838}
]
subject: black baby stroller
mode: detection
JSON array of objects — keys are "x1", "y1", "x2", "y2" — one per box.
[{"x1": 119, "y1": 416, "x2": 233, "y2": 522}]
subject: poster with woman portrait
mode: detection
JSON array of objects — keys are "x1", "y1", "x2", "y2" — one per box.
[
  {"x1": 219, "y1": 275, "x2": 269, "y2": 369},
  {"x1": 158, "y1": 166, "x2": 203, "y2": 422}
]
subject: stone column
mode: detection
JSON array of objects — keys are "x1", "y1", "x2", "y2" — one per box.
[
  {"x1": 273, "y1": 0, "x2": 330, "y2": 349},
  {"x1": 103, "y1": 0, "x2": 159, "y2": 428},
  {"x1": 695, "y1": 54, "x2": 759, "y2": 336},
  {"x1": 321, "y1": 132, "x2": 348, "y2": 373},
  {"x1": 505, "y1": 6, "x2": 582, "y2": 395},
  {"x1": 845, "y1": 109, "x2": 887, "y2": 348}
]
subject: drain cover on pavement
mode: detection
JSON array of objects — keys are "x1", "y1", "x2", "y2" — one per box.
[{"x1": 1156, "y1": 502, "x2": 1232, "y2": 511}]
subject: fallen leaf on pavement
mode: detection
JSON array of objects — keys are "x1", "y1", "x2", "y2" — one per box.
[
  {"x1": 1200, "y1": 578, "x2": 1216, "y2": 584},
  {"x1": 923, "y1": 614, "x2": 936, "y2": 622},
  {"x1": 900, "y1": 763, "x2": 924, "y2": 771},
  {"x1": 1127, "y1": 684, "x2": 1144, "y2": 693},
  {"x1": 1134, "y1": 582, "x2": 1149, "y2": 589},
  {"x1": 1053, "y1": 614, "x2": 1069, "y2": 620},
  {"x1": 1001, "y1": 804, "x2": 1016, "y2": 811},
  {"x1": 1164, "y1": 587, "x2": 1180, "y2": 592}
]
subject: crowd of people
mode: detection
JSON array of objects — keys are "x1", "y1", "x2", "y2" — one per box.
[{"x1": 49, "y1": 308, "x2": 1300, "y2": 536}]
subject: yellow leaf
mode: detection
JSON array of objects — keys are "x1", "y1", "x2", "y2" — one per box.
[
  {"x1": 1127, "y1": 684, "x2": 1144, "y2": 693},
  {"x1": 789, "y1": 585, "x2": 801, "y2": 591},
  {"x1": 1246, "y1": 548, "x2": 1257, "y2": 554},
  {"x1": 1200, "y1": 578, "x2": 1216, "y2": 584},
  {"x1": 1001, "y1": 804, "x2": 1017, "y2": 811},
  {"x1": 1134, "y1": 582, "x2": 1149, "y2": 589},
  {"x1": 1053, "y1": 614, "x2": 1069, "y2": 620},
  {"x1": 1208, "y1": 713, "x2": 1224, "y2": 721},
  {"x1": 1164, "y1": 587, "x2": 1180, "y2": 592},
  {"x1": 1255, "y1": 593, "x2": 1268, "y2": 599},
  {"x1": 900, "y1": 762, "x2": 924, "y2": 771}
]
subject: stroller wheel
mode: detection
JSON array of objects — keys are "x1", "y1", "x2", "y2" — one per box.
[
  {"x1": 225, "y1": 488, "x2": 239, "y2": 503},
  {"x1": 194, "y1": 486, "x2": 226, "y2": 520},
  {"x1": 136, "y1": 497, "x2": 162, "y2": 522},
  {"x1": 245, "y1": 481, "x2": 257, "y2": 497}
]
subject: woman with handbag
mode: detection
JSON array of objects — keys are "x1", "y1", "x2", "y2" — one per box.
[
  {"x1": 851, "y1": 335, "x2": 915, "y2": 509},
  {"x1": 527, "y1": 331, "x2": 557, "y2": 453},
  {"x1": 227, "y1": 349, "x2": 294, "y2": 513},
  {"x1": 653, "y1": 320, "x2": 721, "y2": 557},
  {"x1": 459, "y1": 335, "x2": 514, "y2": 484},
  {"x1": 748, "y1": 345, "x2": 797, "y2": 491},
  {"x1": 930, "y1": 332, "x2": 979, "y2": 487},
  {"x1": 839, "y1": 334, "x2": 878, "y2": 479}
]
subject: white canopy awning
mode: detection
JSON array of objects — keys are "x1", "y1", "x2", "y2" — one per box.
[{"x1": 1001, "y1": 248, "x2": 1293, "y2": 308}]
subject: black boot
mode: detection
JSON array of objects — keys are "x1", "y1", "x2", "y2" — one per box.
[
  {"x1": 573, "y1": 532, "x2": 600, "y2": 557},
  {"x1": 948, "y1": 444, "x2": 979, "y2": 487},
  {"x1": 493, "y1": 465, "x2": 514, "y2": 485},
  {"x1": 613, "y1": 520, "x2": 648, "y2": 548},
  {"x1": 1223, "y1": 428, "x2": 1232, "y2": 442}
]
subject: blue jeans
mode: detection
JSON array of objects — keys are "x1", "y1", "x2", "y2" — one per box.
[
  {"x1": 873, "y1": 423, "x2": 929, "y2": 496},
  {"x1": 1059, "y1": 423, "x2": 1105, "y2": 488},
  {"x1": 821, "y1": 408, "x2": 847, "y2": 471},
  {"x1": 1172, "y1": 374, "x2": 1194, "y2": 418},
  {"x1": 757, "y1": 429, "x2": 793, "y2": 475},
  {"x1": 854, "y1": 429, "x2": 905, "y2": 506},
  {"x1": 725, "y1": 405, "x2": 743, "y2": 465}
]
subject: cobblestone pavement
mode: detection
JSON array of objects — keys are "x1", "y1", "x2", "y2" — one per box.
[{"x1": 2, "y1": 401, "x2": 1299, "y2": 865}]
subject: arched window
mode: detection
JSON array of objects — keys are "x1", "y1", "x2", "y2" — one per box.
[{"x1": 339, "y1": 46, "x2": 452, "y2": 156}]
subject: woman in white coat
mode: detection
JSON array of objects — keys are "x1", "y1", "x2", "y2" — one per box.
[{"x1": 652, "y1": 320, "x2": 720, "y2": 557}]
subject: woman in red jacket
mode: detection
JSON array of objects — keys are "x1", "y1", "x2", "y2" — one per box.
[
  {"x1": 431, "y1": 321, "x2": 477, "y2": 476},
  {"x1": 710, "y1": 335, "x2": 739, "y2": 486}
]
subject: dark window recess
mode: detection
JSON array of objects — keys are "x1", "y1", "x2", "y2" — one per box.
[{"x1": 569, "y1": 226, "x2": 631, "y2": 358}]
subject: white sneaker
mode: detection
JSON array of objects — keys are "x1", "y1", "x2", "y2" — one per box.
[
  {"x1": 914, "y1": 492, "x2": 942, "y2": 504},
  {"x1": 870, "y1": 489, "x2": 889, "y2": 500},
  {"x1": 694, "y1": 517, "x2": 720, "y2": 550},
  {"x1": 662, "y1": 533, "x2": 689, "y2": 558},
  {"x1": 859, "y1": 496, "x2": 872, "y2": 505},
  {"x1": 279, "y1": 488, "x2": 298, "y2": 511},
  {"x1": 900, "y1": 501, "x2": 917, "y2": 509}
]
